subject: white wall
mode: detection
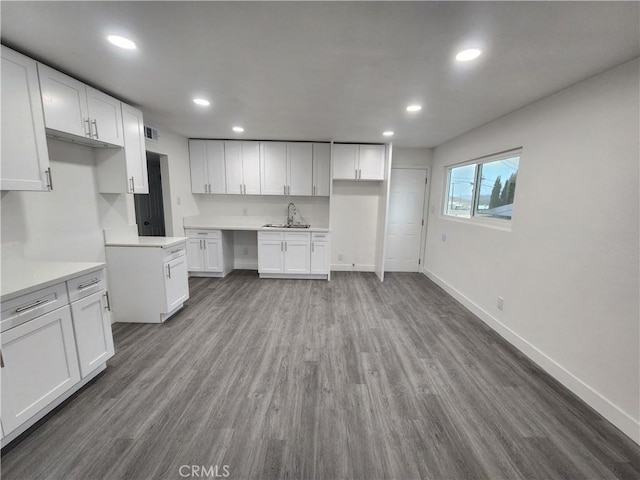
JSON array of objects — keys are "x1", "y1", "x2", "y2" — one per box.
[
  {"x1": 1, "y1": 138, "x2": 134, "y2": 262},
  {"x1": 330, "y1": 181, "x2": 380, "y2": 271},
  {"x1": 192, "y1": 194, "x2": 330, "y2": 229},
  {"x1": 392, "y1": 147, "x2": 432, "y2": 169},
  {"x1": 424, "y1": 59, "x2": 640, "y2": 442}
]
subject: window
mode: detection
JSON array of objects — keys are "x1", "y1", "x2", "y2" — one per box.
[{"x1": 444, "y1": 150, "x2": 520, "y2": 221}]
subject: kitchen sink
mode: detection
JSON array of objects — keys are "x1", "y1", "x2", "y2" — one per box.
[{"x1": 262, "y1": 223, "x2": 311, "y2": 229}]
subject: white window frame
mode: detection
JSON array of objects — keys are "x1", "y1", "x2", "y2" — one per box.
[{"x1": 442, "y1": 148, "x2": 522, "y2": 230}]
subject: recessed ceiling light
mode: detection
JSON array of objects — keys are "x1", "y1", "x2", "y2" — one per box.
[
  {"x1": 232, "y1": 126, "x2": 244, "y2": 133},
  {"x1": 406, "y1": 105, "x2": 422, "y2": 112},
  {"x1": 383, "y1": 131, "x2": 394, "y2": 137},
  {"x1": 193, "y1": 98, "x2": 210, "y2": 106},
  {"x1": 456, "y1": 48, "x2": 482, "y2": 62},
  {"x1": 107, "y1": 35, "x2": 136, "y2": 50}
]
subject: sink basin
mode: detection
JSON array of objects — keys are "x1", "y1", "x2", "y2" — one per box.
[{"x1": 262, "y1": 223, "x2": 311, "y2": 229}]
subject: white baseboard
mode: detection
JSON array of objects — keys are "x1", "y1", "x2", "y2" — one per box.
[
  {"x1": 330, "y1": 264, "x2": 375, "y2": 272},
  {"x1": 423, "y1": 268, "x2": 640, "y2": 445}
]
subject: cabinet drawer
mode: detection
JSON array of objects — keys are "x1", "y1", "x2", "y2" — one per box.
[
  {"x1": 163, "y1": 243, "x2": 186, "y2": 261},
  {"x1": 185, "y1": 229, "x2": 221, "y2": 239},
  {"x1": 66, "y1": 269, "x2": 105, "y2": 303},
  {"x1": 1, "y1": 282, "x2": 69, "y2": 333},
  {"x1": 258, "y1": 231, "x2": 284, "y2": 241},
  {"x1": 285, "y1": 232, "x2": 310, "y2": 242},
  {"x1": 311, "y1": 232, "x2": 329, "y2": 241}
]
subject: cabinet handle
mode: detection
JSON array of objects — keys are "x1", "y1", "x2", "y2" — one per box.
[
  {"x1": 313, "y1": 185, "x2": 316, "y2": 196},
  {"x1": 15, "y1": 298, "x2": 49, "y2": 313},
  {"x1": 167, "y1": 264, "x2": 171, "y2": 278},
  {"x1": 84, "y1": 118, "x2": 92, "y2": 137},
  {"x1": 240, "y1": 183, "x2": 243, "y2": 194},
  {"x1": 104, "y1": 291, "x2": 111, "y2": 311},
  {"x1": 0, "y1": 350, "x2": 4, "y2": 368},
  {"x1": 92, "y1": 119, "x2": 99, "y2": 139},
  {"x1": 77, "y1": 278, "x2": 99, "y2": 289},
  {"x1": 130, "y1": 177, "x2": 135, "y2": 193},
  {"x1": 45, "y1": 168, "x2": 53, "y2": 190},
  {"x1": 244, "y1": 184, "x2": 247, "y2": 194},
  {"x1": 359, "y1": 169, "x2": 362, "y2": 179},
  {"x1": 312, "y1": 242, "x2": 315, "y2": 253},
  {"x1": 285, "y1": 241, "x2": 288, "y2": 252},
  {"x1": 281, "y1": 241, "x2": 283, "y2": 252}
]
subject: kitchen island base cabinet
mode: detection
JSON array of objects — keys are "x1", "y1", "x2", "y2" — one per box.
[{"x1": 105, "y1": 240, "x2": 189, "y2": 323}]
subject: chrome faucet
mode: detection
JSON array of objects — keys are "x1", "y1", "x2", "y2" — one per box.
[{"x1": 287, "y1": 203, "x2": 297, "y2": 225}]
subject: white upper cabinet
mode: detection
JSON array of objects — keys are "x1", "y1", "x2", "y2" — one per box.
[
  {"x1": 260, "y1": 142, "x2": 288, "y2": 195},
  {"x1": 332, "y1": 143, "x2": 385, "y2": 181},
  {"x1": 85, "y1": 86, "x2": 124, "y2": 147},
  {"x1": 358, "y1": 144, "x2": 385, "y2": 180},
  {"x1": 260, "y1": 142, "x2": 313, "y2": 196},
  {"x1": 224, "y1": 141, "x2": 260, "y2": 195},
  {"x1": 287, "y1": 143, "x2": 313, "y2": 196},
  {"x1": 95, "y1": 104, "x2": 148, "y2": 194},
  {"x1": 332, "y1": 144, "x2": 359, "y2": 180},
  {"x1": 38, "y1": 63, "x2": 123, "y2": 147},
  {"x1": 0, "y1": 46, "x2": 50, "y2": 191},
  {"x1": 189, "y1": 140, "x2": 226, "y2": 194},
  {"x1": 312, "y1": 143, "x2": 331, "y2": 196}
]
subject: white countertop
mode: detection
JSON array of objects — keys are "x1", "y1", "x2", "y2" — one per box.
[
  {"x1": 104, "y1": 236, "x2": 188, "y2": 248},
  {"x1": 184, "y1": 224, "x2": 330, "y2": 232},
  {"x1": 1, "y1": 261, "x2": 105, "y2": 302}
]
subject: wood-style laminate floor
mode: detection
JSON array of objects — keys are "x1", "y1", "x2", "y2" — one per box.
[{"x1": 2, "y1": 272, "x2": 639, "y2": 480}]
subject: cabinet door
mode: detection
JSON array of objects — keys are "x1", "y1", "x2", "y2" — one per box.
[
  {"x1": 284, "y1": 241, "x2": 311, "y2": 274},
  {"x1": 1, "y1": 306, "x2": 81, "y2": 435},
  {"x1": 186, "y1": 238, "x2": 205, "y2": 272},
  {"x1": 312, "y1": 143, "x2": 331, "y2": 196},
  {"x1": 332, "y1": 144, "x2": 358, "y2": 180},
  {"x1": 189, "y1": 139, "x2": 208, "y2": 194},
  {"x1": 164, "y1": 256, "x2": 189, "y2": 312},
  {"x1": 242, "y1": 141, "x2": 261, "y2": 195},
  {"x1": 224, "y1": 141, "x2": 244, "y2": 195},
  {"x1": 358, "y1": 145, "x2": 386, "y2": 180},
  {"x1": 86, "y1": 86, "x2": 124, "y2": 147},
  {"x1": 260, "y1": 142, "x2": 288, "y2": 195},
  {"x1": 121, "y1": 104, "x2": 148, "y2": 193},
  {"x1": 206, "y1": 140, "x2": 226, "y2": 194},
  {"x1": 258, "y1": 240, "x2": 284, "y2": 274},
  {"x1": 70, "y1": 291, "x2": 114, "y2": 378},
  {"x1": 38, "y1": 63, "x2": 89, "y2": 139},
  {"x1": 287, "y1": 143, "x2": 313, "y2": 196},
  {"x1": 311, "y1": 242, "x2": 329, "y2": 274},
  {"x1": 204, "y1": 239, "x2": 223, "y2": 272},
  {"x1": 1, "y1": 46, "x2": 50, "y2": 191}
]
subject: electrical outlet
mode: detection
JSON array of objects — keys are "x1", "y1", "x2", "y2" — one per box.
[
  {"x1": 430, "y1": 205, "x2": 435, "y2": 214},
  {"x1": 338, "y1": 254, "x2": 344, "y2": 261},
  {"x1": 441, "y1": 233, "x2": 447, "y2": 241},
  {"x1": 497, "y1": 296, "x2": 504, "y2": 310},
  {"x1": 176, "y1": 196, "x2": 181, "y2": 205}
]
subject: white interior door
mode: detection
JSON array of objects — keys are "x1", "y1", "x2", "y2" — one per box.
[{"x1": 385, "y1": 168, "x2": 427, "y2": 272}]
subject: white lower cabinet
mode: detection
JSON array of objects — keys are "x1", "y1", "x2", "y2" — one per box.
[
  {"x1": 311, "y1": 232, "x2": 330, "y2": 274},
  {"x1": 70, "y1": 291, "x2": 114, "y2": 378},
  {"x1": 1, "y1": 266, "x2": 114, "y2": 444},
  {"x1": 165, "y1": 254, "x2": 189, "y2": 313},
  {"x1": 185, "y1": 230, "x2": 233, "y2": 277},
  {"x1": 258, "y1": 231, "x2": 330, "y2": 278},
  {"x1": 1, "y1": 306, "x2": 81, "y2": 435}
]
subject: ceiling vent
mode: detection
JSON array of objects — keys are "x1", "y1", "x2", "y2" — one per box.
[{"x1": 143, "y1": 125, "x2": 160, "y2": 142}]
